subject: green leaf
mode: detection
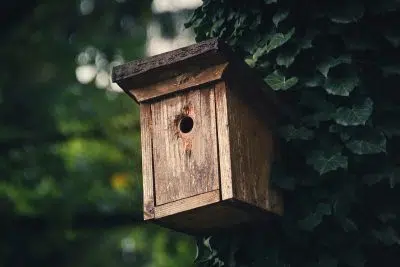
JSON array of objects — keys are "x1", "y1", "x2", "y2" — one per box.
[
  {"x1": 265, "y1": 28, "x2": 295, "y2": 54},
  {"x1": 279, "y1": 125, "x2": 314, "y2": 141},
  {"x1": 271, "y1": 163, "x2": 296, "y2": 190},
  {"x1": 300, "y1": 28, "x2": 319, "y2": 49},
  {"x1": 334, "y1": 98, "x2": 373, "y2": 126},
  {"x1": 328, "y1": 1, "x2": 365, "y2": 24},
  {"x1": 298, "y1": 212, "x2": 323, "y2": 231},
  {"x1": 194, "y1": 236, "x2": 217, "y2": 263},
  {"x1": 265, "y1": 71, "x2": 298, "y2": 91},
  {"x1": 345, "y1": 133, "x2": 386, "y2": 155},
  {"x1": 251, "y1": 28, "x2": 295, "y2": 65},
  {"x1": 338, "y1": 217, "x2": 358, "y2": 232},
  {"x1": 329, "y1": 124, "x2": 354, "y2": 141},
  {"x1": 363, "y1": 168, "x2": 400, "y2": 188},
  {"x1": 302, "y1": 112, "x2": 333, "y2": 127},
  {"x1": 378, "y1": 213, "x2": 396, "y2": 223},
  {"x1": 272, "y1": 9, "x2": 289, "y2": 27},
  {"x1": 307, "y1": 150, "x2": 348, "y2": 174},
  {"x1": 366, "y1": 0, "x2": 400, "y2": 14},
  {"x1": 372, "y1": 226, "x2": 400, "y2": 246},
  {"x1": 272, "y1": 173, "x2": 295, "y2": 190},
  {"x1": 317, "y1": 55, "x2": 352, "y2": 77},
  {"x1": 304, "y1": 73, "x2": 325, "y2": 87},
  {"x1": 343, "y1": 33, "x2": 378, "y2": 51},
  {"x1": 244, "y1": 57, "x2": 257, "y2": 68},
  {"x1": 276, "y1": 45, "x2": 300, "y2": 68},
  {"x1": 316, "y1": 203, "x2": 331, "y2": 215},
  {"x1": 384, "y1": 33, "x2": 400, "y2": 48},
  {"x1": 382, "y1": 65, "x2": 400, "y2": 76},
  {"x1": 324, "y1": 66, "x2": 359, "y2": 96}
]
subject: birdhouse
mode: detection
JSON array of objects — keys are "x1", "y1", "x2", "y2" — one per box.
[{"x1": 112, "y1": 39, "x2": 283, "y2": 234}]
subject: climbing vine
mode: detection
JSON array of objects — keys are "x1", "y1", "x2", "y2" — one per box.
[{"x1": 186, "y1": 0, "x2": 400, "y2": 266}]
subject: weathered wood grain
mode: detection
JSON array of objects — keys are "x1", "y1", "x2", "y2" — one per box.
[
  {"x1": 156, "y1": 199, "x2": 271, "y2": 234},
  {"x1": 224, "y1": 79, "x2": 283, "y2": 215},
  {"x1": 151, "y1": 86, "x2": 219, "y2": 205},
  {"x1": 128, "y1": 63, "x2": 228, "y2": 103},
  {"x1": 112, "y1": 39, "x2": 235, "y2": 102},
  {"x1": 113, "y1": 39, "x2": 220, "y2": 81},
  {"x1": 140, "y1": 104, "x2": 155, "y2": 220},
  {"x1": 112, "y1": 39, "x2": 231, "y2": 82},
  {"x1": 214, "y1": 81, "x2": 233, "y2": 200},
  {"x1": 154, "y1": 190, "x2": 220, "y2": 219}
]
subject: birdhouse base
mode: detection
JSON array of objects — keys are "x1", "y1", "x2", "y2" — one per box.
[{"x1": 149, "y1": 190, "x2": 278, "y2": 235}]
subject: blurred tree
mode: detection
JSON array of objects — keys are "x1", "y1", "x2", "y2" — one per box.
[{"x1": 0, "y1": 0, "x2": 195, "y2": 266}]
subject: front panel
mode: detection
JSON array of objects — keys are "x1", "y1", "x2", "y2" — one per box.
[{"x1": 151, "y1": 86, "x2": 220, "y2": 205}]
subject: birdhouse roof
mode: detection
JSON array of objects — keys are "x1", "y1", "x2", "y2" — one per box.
[
  {"x1": 112, "y1": 39, "x2": 236, "y2": 102},
  {"x1": 111, "y1": 39, "x2": 283, "y2": 120}
]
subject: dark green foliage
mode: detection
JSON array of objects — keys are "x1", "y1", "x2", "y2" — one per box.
[
  {"x1": 187, "y1": 0, "x2": 400, "y2": 266},
  {"x1": 1, "y1": 1, "x2": 195, "y2": 266}
]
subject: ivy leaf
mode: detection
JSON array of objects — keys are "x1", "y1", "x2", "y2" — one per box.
[
  {"x1": 378, "y1": 213, "x2": 396, "y2": 223},
  {"x1": 279, "y1": 125, "x2": 314, "y2": 141},
  {"x1": 338, "y1": 217, "x2": 358, "y2": 232},
  {"x1": 276, "y1": 45, "x2": 300, "y2": 68},
  {"x1": 306, "y1": 150, "x2": 348, "y2": 174},
  {"x1": 253, "y1": 28, "x2": 294, "y2": 62},
  {"x1": 382, "y1": 65, "x2": 400, "y2": 76},
  {"x1": 363, "y1": 168, "x2": 400, "y2": 188},
  {"x1": 251, "y1": 28, "x2": 295, "y2": 65},
  {"x1": 316, "y1": 203, "x2": 331, "y2": 215},
  {"x1": 272, "y1": 9, "x2": 289, "y2": 27},
  {"x1": 384, "y1": 32, "x2": 400, "y2": 48},
  {"x1": 265, "y1": 28, "x2": 295, "y2": 54},
  {"x1": 372, "y1": 226, "x2": 400, "y2": 246},
  {"x1": 304, "y1": 73, "x2": 325, "y2": 87},
  {"x1": 298, "y1": 212, "x2": 323, "y2": 231},
  {"x1": 300, "y1": 28, "x2": 319, "y2": 49},
  {"x1": 329, "y1": 124, "x2": 354, "y2": 141},
  {"x1": 317, "y1": 55, "x2": 352, "y2": 77},
  {"x1": 345, "y1": 133, "x2": 386, "y2": 155},
  {"x1": 324, "y1": 66, "x2": 359, "y2": 96},
  {"x1": 265, "y1": 71, "x2": 298, "y2": 90},
  {"x1": 328, "y1": 1, "x2": 365, "y2": 24},
  {"x1": 271, "y1": 166, "x2": 296, "y2": 190},
  {"x1": 302, "y1": 112, "x2": 333, "y2": 127},
  {"x1": 334, "y1": 98, "x2": 373, "y2": 126},
  {"x1": 194, "y1": 236, "x2": 217, "y2": 263},
  {"x1": 366, "y1": 0, "x2": 400, "y2": 15},
  {"x1": 380, "y1": 124, "x2": 400, "y2": 138}
]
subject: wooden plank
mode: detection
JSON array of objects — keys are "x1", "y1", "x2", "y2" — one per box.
[
  {"x1": 214, "y1": 81, "x2": 233, "y2": 200},
  {"x1": 156, "y1": 198, "x2": 276, "y2": 234},
  {"x1": 225, "y1": 80, "x2": 283, "y2": 215},
  {"x1": 154, "y1": 190, "x2": 220, "y2": 219},
  {"x1": 112, "y1": 38, "x2": 233, "y2": 87},
  {"x1": 128, "y1": 63, "x2": 228, "y2": 103},
  {"x1": 140, "y1": 104, "x2": 155, "y2": 220},
  {"x1": 151, "y1": 86, "x2": 220, "y2": 205}
]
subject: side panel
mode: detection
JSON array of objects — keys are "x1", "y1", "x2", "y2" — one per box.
[
  {"x1": 225, "y1": 81, "x2": 283, "y2": 215},
  {"x1": 214, "y1": 81, "x2": 233, "y2": 200},
  {"x1": 140, "y1": 104, "x2": 155, "y2": 220},
  {"x1": 151, "y1": 86, "x2": 220, "y2": 205}
]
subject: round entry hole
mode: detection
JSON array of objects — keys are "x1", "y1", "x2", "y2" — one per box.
[{"x1": 179, "y1": 116, "x2": 194, "y2": 133}]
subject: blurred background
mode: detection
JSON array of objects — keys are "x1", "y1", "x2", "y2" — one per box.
[{"x1": 0, "y1": 0, "x2": 202, "y2": 266}]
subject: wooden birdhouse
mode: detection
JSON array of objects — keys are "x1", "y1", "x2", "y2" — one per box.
[{"x1": 111, "y1": 39, "x2": 283, "y2": 234}]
